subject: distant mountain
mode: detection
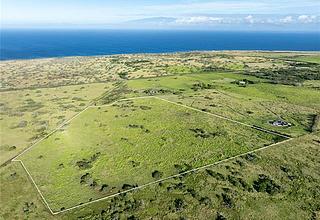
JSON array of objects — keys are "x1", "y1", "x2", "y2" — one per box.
[{"x1": 126, "y1": 17, "x2": 177, "y2": 25}]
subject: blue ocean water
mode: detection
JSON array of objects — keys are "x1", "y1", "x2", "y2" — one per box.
[{"x1": 0, "y1": 29, "x2": 319, "y2": 60}]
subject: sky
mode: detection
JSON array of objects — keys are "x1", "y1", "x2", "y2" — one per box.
[{"x1": 1, "y1": 0, "x2": 320, "y2": 31}]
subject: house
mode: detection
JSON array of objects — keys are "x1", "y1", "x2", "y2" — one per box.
[
  {"x1": 271, "y1": 120, "x2": 292, "y2": 127},
  {"x1": 238, "y1": 81, "x2": 246, "y2": 86}
]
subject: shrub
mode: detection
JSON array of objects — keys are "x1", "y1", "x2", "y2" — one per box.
[
  {"x1": 206, "y1": 169, "x2": 225, "y2": 180},
  {"x1": 243, "y1": 153, "x2": 259, "y2": 162},
  {"x1": 118, "y1": 72, "x2": 128, "y2": 79},
  {"x1": 174, "y1": 198, "x2": 184, "y2": 211},
  {"x1": 174, "y1": 163, "x2": 192, "y2": 173},
  {"x1": 253, "y1": 174, "x2": 281, "y2": 195},
  {"x1": 216, "y1": 212, "x2": 227, "y2": 220},
  {"x1": 221, "y1": 193, "x2": 233, "y2": 208},
  {"x1": 80, "y1": 173, "x2": 91, "y2": 184},
  {"x1": 191, "y1": 82, "x2": 215, "y2": 91},
  {"x1": 76, "y1": 152, "x2": 101, "y2": 169},
  {"x1": 127, "y1": 215, "x2": 138, "y2": 220},
  {"x1": 151, "y1": 170, "x2": 163, "y2": 179},
  {"x1": 199, "y1": 197, "x2": 211, "y2": 206},
  {"x1": 122, "y1": 184, "x2": 136, "y2": 190},
  {"x1": 186, "y1": 188, "x2": 198, "y2": 198}
]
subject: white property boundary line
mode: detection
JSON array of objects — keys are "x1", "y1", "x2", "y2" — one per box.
[{"x1": 11, "y1": 96, "x2": 292, "y2": 215}]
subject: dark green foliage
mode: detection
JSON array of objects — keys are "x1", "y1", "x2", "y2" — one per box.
[
  {"x1": 8, "y1": 145, "x2": 16, "y2": 151},
  {"x1": 221, "y1": 193, "x2": 233, "y2": 208},
  {"x1": 76, "y1": 152, "x2": 101, "y2": 170},
  {"x1": 80, "y1": 173, "x2": 92, "y2": 184},
  {"x1": 19, "y1": 99, "x2": 44, "y2": 112},
  {"x1": 216, "y1": 212, "x2": 227, "y2": 220},
  {"x1": 118, "y1": 72, "x2": 128, "y2": 79},
  {"x1": 128, "y1": 124, "x2": 144, "y2": 129},
  {"x1": 139, "y1": 105, "x2": 152, "y2": 110},
  {"x1": 206, "y1": 169, "x2": 225, "y2": 180},
  {"x1": 186, "y1": 188, "x2": 198, "y2": 198},
  {"x1": 127, "y1": 215, "x2": 139, "y2": 220},
  {"x1": 143, "y1": 88, "x2": 176, "y2": 95},
  {"x1": 199, "y1": 196, "x2": 211, "y2": 206},
  {"x1": 174, "y1": 163, "x2": 192, "y2": 173},
  {"x1": 128, "y1": 124, "x2": 150, "y2": 133},
  {"x1": 23, "y1": 202, "x2": 36, "y2": 213},
  {"x1": 190, "y1": 128, "x2": 226, "y2": 138},
  {"x1": 173, "y1": 182, "x2": 186, "y2": 190},
  {"x1": 253, "y1": 174, "x2": 281, "y2": 195},
  {"x1": 310, "y1": 114, "x2": 319, "y2": 133},
  {"x1": 191, "y1": 82, "x2": 215, "y2": 91},
  {"x1": 243, "y1": 153, "x2": 259, "y2": 162},
  {"x1": 174, "y1": 198, "x2": 185, "y2": 211},
  {"x1": 100, "y1": 184, "x2": 109, "y2": 192},
  {"x1": 129, "y1": 160, "x2": 140, "y2": 167},
  {"x1": 227, "y1": 175, "x2": 242, "y2": 187},
  {"x1": 246, "y1": 67, "x2": 320, "y2": 85},
  {"x1": 151, "y1": 170, "x2": 163, "y2": 179},
  {"x1": 122, "y1": 184, "x2": 136, "y2": 190}
]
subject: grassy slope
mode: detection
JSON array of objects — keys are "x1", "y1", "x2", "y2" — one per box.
[
  {"x1": 128, "y1": 72, "x2": 320, "y2": 137},
  {"x1": 58, "y1": 132, "x2": 320, "y2": 220},
  {"x1": 0, "y1": 51, "x2": 319, "y2": 219},
  {"x1": 291, "y1": 55, "x2": 320, "y2": 64},
  {"x1": 0, "y1": 83, "x2": 112, "y2": 165},
  {"x1": 0, "y1": 162, "x2": 56, "y2": 220},
  {"x1": 18, "y1": 97, "x2": 280, "y2": 211},
  {"x1": 2, "y1": 132, "x2": 319, "y2": 220}
]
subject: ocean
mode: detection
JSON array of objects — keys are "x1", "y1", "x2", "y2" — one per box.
[{"x1": 0, "y1": 29, "x2": 319, "y2": 60}]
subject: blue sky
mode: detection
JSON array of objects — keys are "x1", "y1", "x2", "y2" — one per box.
[{"x1": 1, "y1": 0, "x2": 320, "y2": 30}]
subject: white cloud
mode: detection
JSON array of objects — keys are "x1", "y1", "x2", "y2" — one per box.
[
  {"x1": 175, "y1": 16, "x2": 223, "y2": 24},
  {"x1": 280, "y1": 16, "x2": 293, "y2": 23},
  {"x1": 298, "y1": 15, "x2": 316, "y2": 23},
  {"x1": 245, "y1": 15, "x2": 254, "y2": 24}
]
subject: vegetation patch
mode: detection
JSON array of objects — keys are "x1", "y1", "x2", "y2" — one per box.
[
  {"x1": 17, "y1": 97, "x2": 281, "y2": 211},
  {"x1": 253, "y1": 174, "x2": 281, "y2": 195}
]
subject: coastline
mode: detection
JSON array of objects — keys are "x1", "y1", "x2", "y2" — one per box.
[{"x1": 1, "y1": 50, "x2": 319, "y2": 63}]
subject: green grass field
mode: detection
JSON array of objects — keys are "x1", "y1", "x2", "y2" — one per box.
[
  {"x1": 128, "y1": 72, "x2": 320, "y2": 137},
  {"x1": 18, "y1": 97, "x2": 283, "y2": 211},
  {"x1": 1, "y1": 51, "x2": 319, "y2": 220},
  {"x1": 0, "y1": 83, "x2": 112, "y2": 165},
  {"x1": 290, "y1": 55, "x2": 320, "y2": 64}
]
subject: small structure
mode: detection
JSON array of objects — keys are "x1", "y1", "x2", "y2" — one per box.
[
  {"x1": 270, "y1": 120, "x2": 292, "y2": 127},
  {"x1": 238, "y1": 81, "x2": 247, "y2": 87}
]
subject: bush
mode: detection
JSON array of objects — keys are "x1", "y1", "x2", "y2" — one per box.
[
  {"x1": 174, "y1": 198, "x2": 184, "y2": 211},
  {"x1": 206, "y1": 169, "x2": 225, "y2": 180},
  {"x1": 199, "y1": 196, "x2": 211, "y2": 206},
  {"x1": 174, "y1": 163, "x2": 192, "y2": 173},
  {"x1": 216, "y1": 212, "x2": 227, "y2": 220},
  {"x1": 186, "y1": 188, "x2": 198, "y2": 198},
  {"x1": 253, "y1": 174, "x2": 281, "y2": 195},
  {"x1": 221, "y1": 193, "x2": 233, "y2": 208},
  {"x1": 100, "y1": 184, "x2": 108, "y2": 192},
  {"x1": 122, "y1": 184, "x2": 137, "y2": 190},
  {"x1": 152, "y1": 170, "x2": 163, "y2": 179}
]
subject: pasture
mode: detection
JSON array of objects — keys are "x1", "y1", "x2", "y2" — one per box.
[{"x1": 17, "y1": 97, "x2": 283, "y2": 211}]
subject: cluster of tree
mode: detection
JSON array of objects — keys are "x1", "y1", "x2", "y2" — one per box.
[{"x1": 246, "y1": 67, "x2": 320, "y2": 85}]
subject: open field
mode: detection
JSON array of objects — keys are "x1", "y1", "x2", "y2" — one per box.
[
  {"x1": 289, "y1": 55, "x2": 320, "y2": 64},
  {"x1": 0, "y1": 51, "x2": 319, "y2": 219},
  {"x1": 127, "y1": 72, "x2": 320, "y2": 137},
  {"x1": 0, "y1": 83, "x2": 113, "y2": 165},
  {"x1": 17, "y1": 97, "x2": 284, "y2": 211}
]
